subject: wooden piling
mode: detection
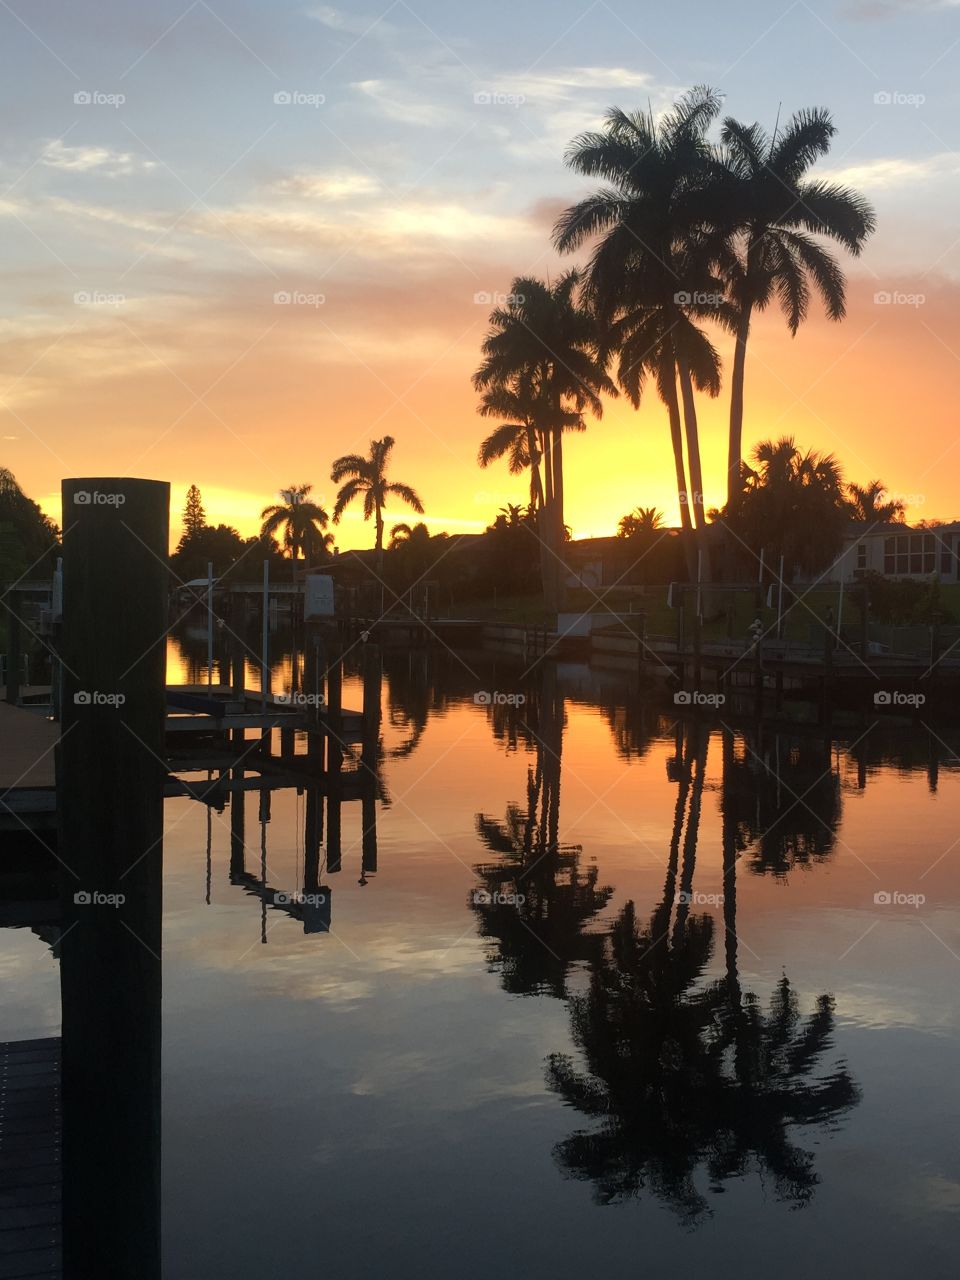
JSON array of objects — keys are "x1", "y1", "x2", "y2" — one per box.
[
  {"x1": 4, "y1": 594, "x2": 21, "y2": 706},
  {"x1": 58, "y1": 476, "x2": 168, "y2": 1280},
  {"x1": 361, "y1": 642, "x2": 382, "y2": 773}
]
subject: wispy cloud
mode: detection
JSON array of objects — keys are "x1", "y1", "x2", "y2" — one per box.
[{"x1": 41, "y1": 139, "x2": 156, "y2": 176}]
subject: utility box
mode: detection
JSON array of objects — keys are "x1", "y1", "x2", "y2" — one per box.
[{"x1": 305, "y1": 574, "x2": 335, "y2": 619}]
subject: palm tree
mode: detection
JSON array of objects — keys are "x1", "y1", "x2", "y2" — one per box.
[
  {"x1": 331, "y1": 436, "x2": 424, "y2": 571},
  {"x1": 554, "y1": 89, "x2": 732, "y2": 575},
  {"x1": 616, "y1": 506, "x2": 665, "y2": 538},
  {"x1": 847, "y1": 479, "x2": 904, "y2": 524},
  {"x1": 259, "y1": 484, "x2": 331, "y2": 580},
  {"x1": 718, "y1": 109, "x2": 875, "y2": 503},
  {"x1": 726, "y1": 435, "x2": 848, "y2": 579},
  {"x1": 476, "y1": 382, "x2": 545, "y2": 511},
  {"x1": 473, "y1": 272, "x2": 615, "y2": 612}
]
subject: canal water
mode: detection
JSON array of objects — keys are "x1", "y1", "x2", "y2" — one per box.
[{"x1": 3, "y1": 627, "x2": 959, "y2": 1278}]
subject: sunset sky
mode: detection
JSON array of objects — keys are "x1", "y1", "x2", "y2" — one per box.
[{"x1": 2, "y1": 0, "x2": 959, "y2": 549}]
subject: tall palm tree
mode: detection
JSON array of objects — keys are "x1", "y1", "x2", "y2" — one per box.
[
  {"x1": 259, "y1": 483, "x2": 331, "y2": 580},
  {"x1": 554, "y1": 89, "x2": 731, "y2": 574},
  {"x1": 718, "y1": 109, "x2": 875, "y2": 503},
  {"x1": 847, "y1": 479, "x2": 904, "y2": 524},
  {"x1": 331, "y1": 436, "x2": 424, "y2": 571},
  {"x1": 473, "y1": 272, "x2": 615, "y2": 612}
]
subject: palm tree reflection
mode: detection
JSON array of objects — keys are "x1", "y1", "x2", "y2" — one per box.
[{"x1": 472, "y1": 667, "x2": 612, "y2": 996}]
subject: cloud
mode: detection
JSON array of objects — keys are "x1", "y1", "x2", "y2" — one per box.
[
  {"x1": 845, "y1": 0, "x2": 960, "y2": 16},
  {"x1": 274, "y1": 169, "x2": 381, "y2": 200},
  {"x1": 351, "y1": 78, "x2": 453, "y2": 127},
  {"x1": 41, "y1": 140, "x2": 156, "y2": 177},
  {"x1": 820, "y1": 154, "x2": 960, "y2": 190}
]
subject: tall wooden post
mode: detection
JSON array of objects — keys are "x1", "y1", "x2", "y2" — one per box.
[
  {"x1": 326, "y1": 646, "x2": 343, "y2": 772},
  {"x1": 361, "y1": 642, "x2": 382, "y2": 775},
  {"x1": 58, "y1": 477, "x2": 168, "y2": 1280}
]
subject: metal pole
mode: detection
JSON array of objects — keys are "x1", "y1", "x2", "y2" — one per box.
[
  {"x1": 777, "y1": 554, "x2": 785, "y2": 640},
  {"x1": 207, "y1": 560, "x2": 214, "y2": 688},
  {"x1": 261, "y1": 559, "x2": 270, "y2": 700}
]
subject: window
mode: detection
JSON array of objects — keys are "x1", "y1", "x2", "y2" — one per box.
[
  {"x1": 856, "y1": 542, "x2": 867, "y2": 571},
  {"x1": 884, "y1": 536, "x2": 895, "y2": 575}
]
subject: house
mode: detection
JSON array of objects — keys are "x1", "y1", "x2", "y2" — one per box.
[{"x1": 832, "y1": 521, "x2": 960, "y2": 584}]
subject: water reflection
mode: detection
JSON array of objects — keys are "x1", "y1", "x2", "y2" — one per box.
[
  {"x1": 471, "y1": 667, "x2": 862, "y2": 1223},
  {"x1": 472, "y1": 666, "x2": 613, "y2": 997}
]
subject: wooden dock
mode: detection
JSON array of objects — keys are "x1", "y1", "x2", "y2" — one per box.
[
  {"x1": 0, "y1": 1038, "x2": 62, "y2": 1278},
  {"x1": 0, "y1": 705, "x2": 57, "y2": 834}
]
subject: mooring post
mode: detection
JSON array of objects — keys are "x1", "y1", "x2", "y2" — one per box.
[
  {"x1": 326, "y1": 645, "x2": 343, "y2": 772},
  {"x1": 58, "y1": 476, "x2": 168, "y2": 1280},
  {"x1": 362, "y1": 785, "x2": 378, "y2": 876},
  {"x1": 361, "y1": 641, "x2": 382, "y2": 774}
]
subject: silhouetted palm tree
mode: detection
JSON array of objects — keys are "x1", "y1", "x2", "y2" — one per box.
[
  {"x1": 476, "y1": 381, "x2": 545, "y2": 511},
  {"x1": 617, "y1": 506, "x2": 665, "y2": 538},
  {"x1": 718, "y1": 109, "x2": 875, "y2": 503},
  {"x1": 473, "y1": 272, "x2": 615, "y2": 611},
  {"x1": 847, "y1": 479, "x2": 904, "y2": 523},
  {"x1": 555, "y1": 88, "x2": 731, "y2": 566},
  {"x1": 259, "y1": 484, "x2": 331, "y2": 579},
  {"x1": 726, "y1": 435, "x2": 847, "y2": 578},
  {"x1": 331, "y1": 436, "x2": 424, "y2": 571}
]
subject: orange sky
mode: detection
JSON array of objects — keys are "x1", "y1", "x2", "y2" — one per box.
[{"x1": 2, "y1": 1, "x2": 958, "y2": 551}]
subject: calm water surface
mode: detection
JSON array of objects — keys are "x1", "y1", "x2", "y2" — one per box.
[{"x1": 4, "y1": 629, "x2": 960, "y2": 1279}]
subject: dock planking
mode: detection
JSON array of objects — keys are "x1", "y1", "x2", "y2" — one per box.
[
  {"x1": 0, "y1": 706, "x2": 57, "y2": 834},
  {"x1": 0, "y1": 1038, "x2": 61, "y2": 1278}
]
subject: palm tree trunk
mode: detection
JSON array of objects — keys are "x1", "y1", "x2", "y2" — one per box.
[
  {"x1": 540, "y1": 428, "x2": 558, "y2": 614},
  {"x1": 727, "y1": 305, "x2": 752, "y2": 508},
  {"x1": 663, "y1": 373, "x2": 697, "y2": 581},
  {"x1": 375, "y1": 504, "x2": 384, "y2": 575},
  {"x1": 552, "y1": 427, "x2": 566, "y2": 611},
  {"x1": 676, "y1": 356, "x2": 706, "y2": 532},
  {"x1": 526, "y1": 426, "x2": 544, "y2": 511}
]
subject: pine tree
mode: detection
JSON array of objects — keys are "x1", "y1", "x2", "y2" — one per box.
[{"x1": 182, "y1": 485, "x2": 206, "y2": 538}]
